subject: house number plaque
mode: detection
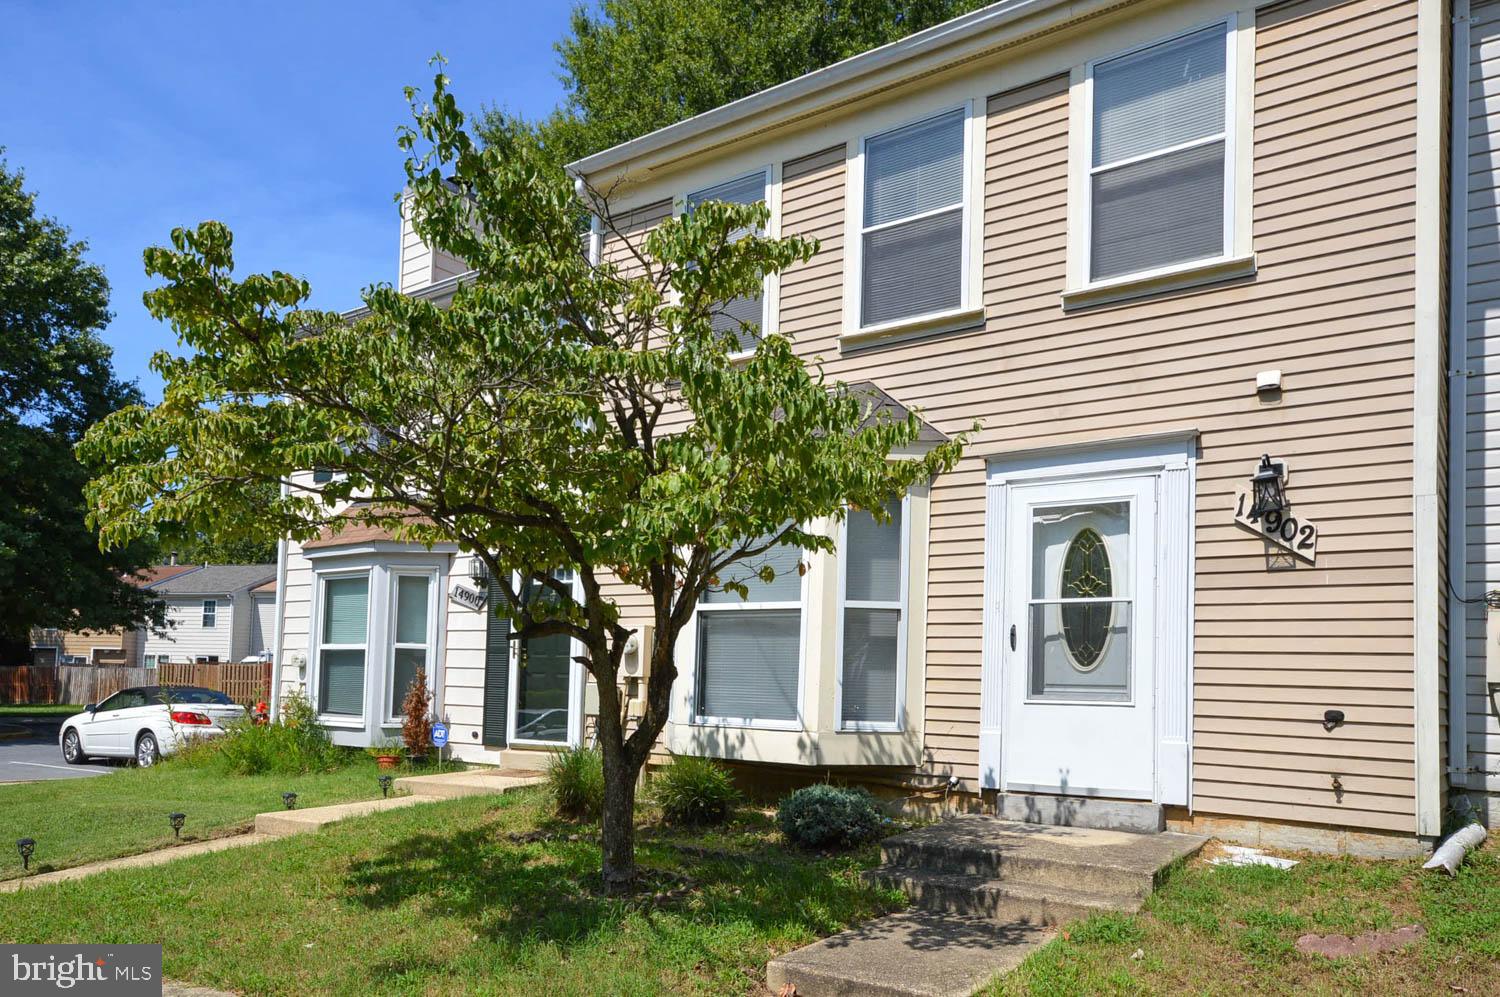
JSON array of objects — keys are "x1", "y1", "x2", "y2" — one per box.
[{"x1": 1233, "y1": 487, "x2": 1318, "y2": 565}]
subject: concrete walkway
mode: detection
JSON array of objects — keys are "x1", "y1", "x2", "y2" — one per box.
[
  {"x1": 769, "y1": 816, "x2": 1208, "y2": 996},
  {"x1": 3, "y1": 765, "x2": 545, "y2": 891},
  {"x1": 0, "y1": 833, "x2": 277, "y2": 893}
]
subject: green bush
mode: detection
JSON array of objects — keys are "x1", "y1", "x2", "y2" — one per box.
[
  {"x1": 547, "y1": 745, "x2": 604, "y2": 818},
  {"x1": 777, "y1": 784, "x2": 885, "y2": 850},
  {"x1": 171, "y1": 691, "x2": 350, "y2": 775},
  {"x1": 652, "y1": 755, "x2": 740, "y2": 826}
]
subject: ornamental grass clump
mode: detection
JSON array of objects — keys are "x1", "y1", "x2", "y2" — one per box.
[
  {"x1": 651, "y1": 754, "x2": 740, "y2": 827},
  {"x1": 777, "y1": 784, "x2": 885, "y2": 850},
  {"x1": 548, "y1": 745, "x2": 605, "y2": 819}
]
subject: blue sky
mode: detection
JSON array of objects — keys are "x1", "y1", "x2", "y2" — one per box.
[{"x1": 2, "y1": 1, "x2": 574, "y2": 403}]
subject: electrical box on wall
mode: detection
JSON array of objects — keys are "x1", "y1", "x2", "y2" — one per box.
[{"x1": 622, "y1": 625, "x2": 654, "y2": 679}]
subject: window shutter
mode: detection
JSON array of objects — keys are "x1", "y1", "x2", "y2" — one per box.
[
  {"x1": 482, "y1": 575, "x2": 510, "y2": 747},
  {"x1": 697, "y1": 610, "x2": 800, "y2": 721}
]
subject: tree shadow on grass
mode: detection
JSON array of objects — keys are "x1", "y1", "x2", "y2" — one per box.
[{"x1": 342, "y1": 816, "x2": 892, "y2": 964}]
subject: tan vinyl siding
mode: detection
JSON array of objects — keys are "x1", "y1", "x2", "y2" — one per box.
[
  {"x1": 747, "y1": 0, "x2": 1420, "y2": 830},
  {"x1": 1465, "y1": 0, "x2": 1500, "y2": 799}
]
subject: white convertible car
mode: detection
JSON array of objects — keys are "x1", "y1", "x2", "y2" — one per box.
[{"x1": 59, "y1": 685, "x2": 247, "y2": 767}]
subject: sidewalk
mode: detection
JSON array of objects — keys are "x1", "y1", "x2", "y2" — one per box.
[{"x1": 1, "y1": 767, "x2": 544, "y2": 893}]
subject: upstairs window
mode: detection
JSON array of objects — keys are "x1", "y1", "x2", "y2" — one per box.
[
  {"x1": 1087, "y1": 23, "x2": 1231, "y2": 282},
  {"x1": 686, "y1": 171, "x2": 768, "y2": 355},
  {"x1": 201, "y1": 600, "x2": 217, "y2": 628},
  {"x1": 860, "y1": 108, "x2": 966, "y2": 328}
]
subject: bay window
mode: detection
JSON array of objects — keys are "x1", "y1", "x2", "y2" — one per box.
[
  {"x1": 1087, "y1": 22, "x2": 1232, "y2": 282},
  {"x1": 838, "y1": 499, "x2": 907, "y2": 729},
  {"x1": 694, "y1": 537, "x2": 803, "y2": 725},
  {"x1": 318, "y1": 574, "x2": 369, "y2": 717},
  {"x1": 389, "y1": 572, "x2": 434, "y2": 719}
]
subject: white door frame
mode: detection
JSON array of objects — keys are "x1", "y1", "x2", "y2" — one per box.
[
  {"x1": 507, "y1": 570, "x2": 587, "y2": 748},
  {"x1": 980, "y1": 432, "x2": 1196, "y2": 806}
]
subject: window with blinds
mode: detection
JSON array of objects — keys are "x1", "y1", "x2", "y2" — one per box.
[
  {"x1": 318, "y1": 574, "x2": 369, "y2": 717},
  {"x1": 686, "y1": 172, "x2": 767, "y2": 354},
  {"x1": 695, "y1": 534, "x2": 803, "y2": 724},
  {"x1": 840, "y1": 499, "x2": 905, "y2": 728},
  {"x1": 1088, "y1": 23, "x2": 1230, "y2": 282},
  {"x1": 861, "y1": 109, "x2": 965, "y2": 327},
  {"x1": 389, "y1": 573, "x2": 432, "y2": 718}
]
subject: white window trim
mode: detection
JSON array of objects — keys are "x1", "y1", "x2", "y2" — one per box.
[
  {"x1": 687, "y1": 544, "x2": 810, "y2": 732},
  {"x1": 834, "y1": 496, "x2": 911, "y2": 733},
  {"x1": 310, "y1": 568, "x2": 373, "y2": 728},
  {"x1": 1067, "y1": 16, "x2": 1250, "y2": 303},
  {"x1": 201, "y1": 599, "x2": 217, "y2": 628},
  {"x1": 843, "y1": 101, "x2": 982, "y2": 345},
  {"x1": 384, "y1": 568, "x2": 440, "y2": 725},
  {"x1": 506, "y1": 570, "x2": 587, "y2": 748},
  {"x1": 673, "y1": 165, "x2": 780, "y2": 361}
]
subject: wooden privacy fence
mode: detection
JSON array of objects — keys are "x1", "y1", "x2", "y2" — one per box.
[{"x1": 0, "y1": 662, "x2": 271, "y2": 706}]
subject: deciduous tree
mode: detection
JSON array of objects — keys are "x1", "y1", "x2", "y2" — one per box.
[
  {"x1": 0, "y1": 154, "x2": 160, "y2": 662},
  {"x1": 80, "y1": 75, "x2": 967, "y2": 890}
]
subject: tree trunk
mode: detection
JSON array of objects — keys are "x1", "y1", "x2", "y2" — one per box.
[{"x1": 599, "y1": 734, "x2": 638, "y2": 895}]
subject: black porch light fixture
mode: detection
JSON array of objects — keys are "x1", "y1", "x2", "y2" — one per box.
[
  {"x1": 469, "y1": 559, "x2": 490, "y2": 589},
  {"x1": 168, "y1": 812, "x2": 186, "y2": 839},
  {"x1": 282, "y1": 792, "x2": 298, "y2": 810},
  {"x1": 378, "y1": 775, "x2": 393, "y2": 798},
  {"x1": 1248, "y1": 454, "x2": 1288, "y2": 518},
  {"x1": 16, "y1": 838, "x2": 35, "y2": 871}
]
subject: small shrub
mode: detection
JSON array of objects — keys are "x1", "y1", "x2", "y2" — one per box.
[
  {"x1": 652, "y1": 755, "x2": 740, "y2": 826},
  {"x1": 548, "y1": 745, "x2": 604, "y2": 818},
  {"x1": 400, "y1": 666, "x2": 433, "y2": 755},
  {"x1": 170, "y1": 691, "x2": 348, "y2": 775},
  {"x1": 777, "y1": 784, "x2": 884, "y2": 850}
]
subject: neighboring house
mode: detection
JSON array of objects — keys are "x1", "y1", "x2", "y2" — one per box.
[
  {"x1": 30, "y1": 564, "x2": 202, "y2": 666},
  {"x1": 272, "y1": 0, "x2": 1500, "y2": 855},
  {"x1": 142, "y1": 565, "x2": 277, "y2": 666}
]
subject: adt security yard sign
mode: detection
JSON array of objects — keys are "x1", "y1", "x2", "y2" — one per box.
[{"x1": 431, "y1": 723, "x2": 449, "y2": 748}]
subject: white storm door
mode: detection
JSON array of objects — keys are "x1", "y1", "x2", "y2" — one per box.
[{"x1": 1003, "y1": 474, "x2": 1157, "y2": 799}]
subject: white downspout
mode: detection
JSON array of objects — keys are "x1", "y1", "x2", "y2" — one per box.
[
  {"x1": 1447, "y1": 0, "x2": 1472, "y2": 788},
  {"x1": 268, "y1": 479, "x2": 290, "y2": 724}
]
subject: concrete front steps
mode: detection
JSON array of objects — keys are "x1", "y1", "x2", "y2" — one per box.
[{"x1": 768, "y1": 813, "x2": 1207, "y2": 997}]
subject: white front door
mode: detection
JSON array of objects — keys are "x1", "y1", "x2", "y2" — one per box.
[{"x1": 1003, "y1": 474, "x2": 1157, "y2": 799}]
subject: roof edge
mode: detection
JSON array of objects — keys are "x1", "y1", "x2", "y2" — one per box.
[{"x1": 566, "y1": 0, "x2": 1082, "y2": 180}]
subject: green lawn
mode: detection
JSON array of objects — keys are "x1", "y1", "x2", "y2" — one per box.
[
  {"x1": 0, "y1": 703, "x2": 83, "y2": 717},
  {"x1": 0, "y1": 787, "x2": 898, "y2": 995},
  {"x1": 0, "y1": 758, "x2": 395, "y2": 880},
  {"x1": 993, "y1": 839, "x2": 1500, "y2": 995}
]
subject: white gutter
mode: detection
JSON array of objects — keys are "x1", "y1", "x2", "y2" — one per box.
[
  {"x1": 566, "y1": 0, "x2": 1082, "y2": 180},
  {"x1": 1447, "y1": 0, "x2": 1472, "y2": 787}
]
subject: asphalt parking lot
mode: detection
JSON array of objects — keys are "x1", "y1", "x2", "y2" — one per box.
[{"x1": 0, "y1": 714, "x2": 117, "y2": 782}]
